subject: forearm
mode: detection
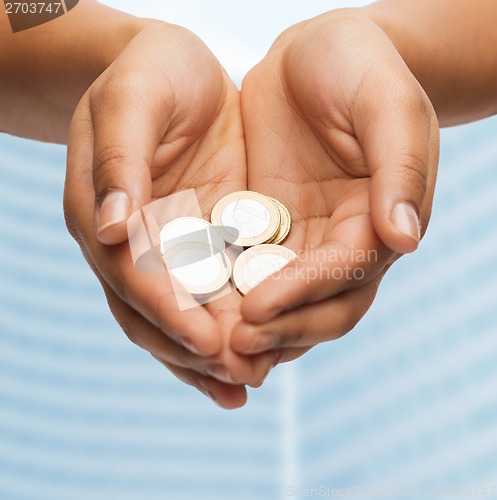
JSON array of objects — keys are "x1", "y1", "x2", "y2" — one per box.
[
  {"x1": 362, "y1": 0, "x2": 497, "y2": 126},
  {"x1": 0, "y1": 0, "x2": 158, "y2": 143}
]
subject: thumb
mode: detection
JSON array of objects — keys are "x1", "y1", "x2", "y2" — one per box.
[
  {"x1": 360, "y1": 84, "x2": 440, "y2": 254},
  {"x1": 90, "y1": 77, "x2": 168, "y2": 245}
]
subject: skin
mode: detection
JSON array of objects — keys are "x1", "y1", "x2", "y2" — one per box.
[
  {"x1": 232, "y1": 1, "x2": 497, "y2": 361},
  {"x1": 0, "y1": 1, "x2": 142, "y2": 141},
  {"x1": 64, "y1": 24, "x2": 281, "y2": 410},
  {"x1": 2, "y1": 0, "x2": 497, "y2": 409},
  {"x1": 2, "y1": 2, "x2": 271, "y2": 408},
  {"x1": 233, "y1": 13, "x2": 440, "y2": 360}
]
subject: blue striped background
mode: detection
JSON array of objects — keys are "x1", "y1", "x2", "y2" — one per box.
[
  {"x1": 296, "y1": 117, "x2": 497, "y2": 496},
  {"x1": 1, "y1": 114, "x2": 497, "y2": 499}
]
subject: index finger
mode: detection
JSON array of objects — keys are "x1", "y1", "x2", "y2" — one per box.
[{"x1": 241, "y1": 201, "x2": 394, "y2": 325}]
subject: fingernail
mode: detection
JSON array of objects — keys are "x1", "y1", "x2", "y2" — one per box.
[
  {"x1": 391, "y1": 202, "x2": 420, "y2": 243},
  {"x1": 97, "y1": 191, "x2": 130, "y2": 234},
  {"x1": 247, "y1": 333, "x2": 278, "y2": 354},
  {"x1": 206, "y1": 365, "x2": 235, "y2": 384}
]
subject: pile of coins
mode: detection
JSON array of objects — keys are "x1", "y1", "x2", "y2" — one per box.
[
  {"x1": 210, "y1": 191, "x2": 291, "y2": 247},
  {"x1": 160, "y1": 191, "x2": 297, "y2": 298}
]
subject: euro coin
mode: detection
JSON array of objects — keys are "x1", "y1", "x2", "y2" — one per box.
[
  {"x1": 163, "y1": 241, "x2": 232, "y2": 298},
  {"x1": 160, "y1": 216, "x2": 225, "y2": 255},
  {"x1": 233, "y1": 244, "x2": 298, "y2": 296},
  {"x1": 211, "y1": 191, "x2": 280, "y2": 247},
  {"x1": 265, "y1": 197, "x2": 291, "y2": 245},
  {"x1": 159, "y1": 217, "x2": 231, "y2": 297}
]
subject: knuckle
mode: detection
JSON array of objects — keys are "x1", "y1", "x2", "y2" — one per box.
[
  {"x1": 376, "y1": 150, "x2": 428, "y2": 205},
  {"x1": 93, "y1": 145, "x2": 133, "y2": 195},
  {"x1": 62, "y1": 198, "x2": 94, "y2": 263},
  {"x1": 396, "y1": 152, "x2": 429, "y2": 200},
  {"x1": 389, "y1": 78, "x2": 431, "y2": 116}
]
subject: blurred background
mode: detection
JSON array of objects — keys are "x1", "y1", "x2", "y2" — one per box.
[{"x1": 1, "y1": 1, "x2": 497, "y2": 499}]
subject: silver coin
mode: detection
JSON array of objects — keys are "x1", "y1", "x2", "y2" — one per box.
[
  {"x1": 163, "y1": 241, "x2": 232, "y2": 298},
  {"x1": 233, "y1": 244, "x2": 298, "y2": 295},
  {"x1": 211, "y1": 191, "x2": 280, "y2": 247},
  {"x1": 160, "y1": 217, "x2": 225, "y2": 256},
  {"x1": 160, "y1": 217, "x2": 231, "y2": 297}
]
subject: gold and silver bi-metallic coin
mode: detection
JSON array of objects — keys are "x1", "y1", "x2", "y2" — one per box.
[
  {"x1": 158, "y1": 192, "x2": 293, "y2": 299},
  {"x1": 211, "y1": 191, "x2": 281, "y2": 247},
  {"x1": 266, "y1": 196, "x2": 291, "y2": 245},
  {"x1": 233, "y1": 244, "x2": 298, "y2": 296}
]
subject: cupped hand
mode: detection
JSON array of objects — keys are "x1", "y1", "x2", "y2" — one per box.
[
  {"x1": 64, "y1": 23, "x2": 276, "y2": 409},
  {"x1": 232, "y1": 11, "x2": 439, "y2": 363}
]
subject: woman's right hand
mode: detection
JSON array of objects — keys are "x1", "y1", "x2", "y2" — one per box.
[{"x1": 64, "y1": 23, "x2": 275, "y2": 409}]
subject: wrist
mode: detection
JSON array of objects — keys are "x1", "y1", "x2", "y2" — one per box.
[
  {"x1": 349, "y1": 2, "x2": 497, "y2": 125},
  {"x1": 57, "y1": 6, "x2": 165, "y2": 90},
  {"x1": 0, "y1": 0, "x2": 165, "y2": 142},
  {"x1": 97, "y1": 17, "x2": 165, "y2": 73},
  {"x1": 356, "y1": 6, "x2": 424, "y2": 86},
  {"x1": 311, "y1": 6, "x2": 442, "y2": 121}
]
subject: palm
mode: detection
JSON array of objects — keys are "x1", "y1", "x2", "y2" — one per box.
[
  {"x1": 65, "y1": 35, "x2": 271, "y2": 408},
  {"x1": 243, "y1": 52, "x2": 390, "y2": 287},
  {"x1": 147, "y1": 76, "x2": 265, "y2": 386},
  {"x1": 237, "y1": 44, "x2": 395, "y2": 363}
]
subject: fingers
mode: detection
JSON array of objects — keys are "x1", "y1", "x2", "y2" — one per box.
[
  {"x1": 85, "y1": 24, "x2": 226, "y2": 246},
  {"x1": 204, "y1": 298, "x2": 283, "y2": 387},
  {"x1": 241, "y1": 198, "x2": 392, "y2": 324},
  {"x1": 66, "y1": 119, "x2": 223, "y2": 356},
  {"x1": 278, "y1": 15, "x2": 439, "y2": 255},
  {"x1": 104, "y1": 282, "x2": 223, "y2": 369},
  {"x1": 105, "y1": 281, "x2": 276, "y2": 390},
  {"x1": 66, "y1": 84, "x2": 158, "y2": 247},
  {"x1": 155, "y1": 359, "x2": 248, "y2": 410},
  {"x1": 89, "y1": 69, "x2": 171, "y2": 245},
  {"x1": 352, "y1": 39, "x2": 440, "y2": 254},
  {"x1": 361, "y1": 86, "x2": 439, "y2": 254},
  {"x1": 65, "y1": 171, "x2": 222, "y2": 356},
  {"x1": 234, "y1": 279, "x2": 379, "y2": 354},
  {"x1": 64, "y1": 25, "x2": 246, "y2": 359},
  {"x1": 105, "y1": 276, "x2": 279, "y2": 388},
  {"x1": 105, "y1": 264, "x2": 272, "y2": 409},
  {"x1": 66, "y1": 91, "x2": 224, "y2": 357}
]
